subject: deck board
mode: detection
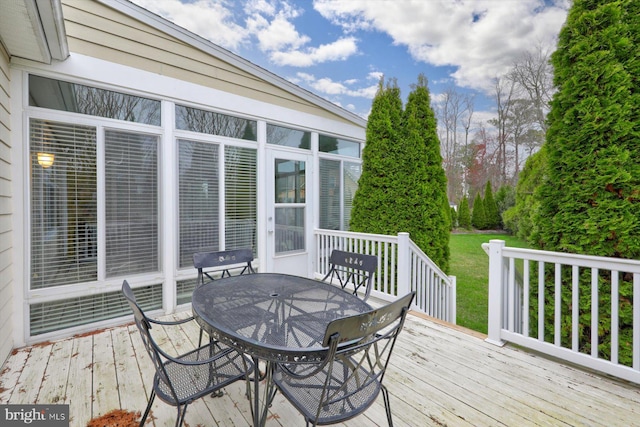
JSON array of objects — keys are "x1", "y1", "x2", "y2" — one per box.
[{"x1": 2, "y1": 309, "x2": 639, "y2": 427}]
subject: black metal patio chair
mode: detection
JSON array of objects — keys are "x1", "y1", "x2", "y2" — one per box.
[
  {"x1": 273, "y1": 292, "x2": 415, "y2": 427},
  {"x1": 193, "y1": 248, "x2": 255, "y2": 345},
  {"x1": 322, "y1": 250, "x2": 378, "y2": 301},
  {"x1": 122, "y1": 280, "x2": 252, "y2": 427},
  {"x1": 194, "y1": 248, "x2": 255, "y2": 285}
]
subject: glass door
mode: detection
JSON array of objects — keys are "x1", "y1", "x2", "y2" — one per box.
[{"x1": 267, "y1": 150, "x2": 312, "y2": 275}]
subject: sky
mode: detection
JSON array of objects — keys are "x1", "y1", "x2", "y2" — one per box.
[{"x1": 129, "y1": 0, "x2": 570, "y2": 123}]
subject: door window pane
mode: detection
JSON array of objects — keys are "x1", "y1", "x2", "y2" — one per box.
[
  {"x1": 30, "y1": 119, "x2": 97, "y2": 288},
  {"x1": 275, "y1": 160, "x2": 305, "y2": 203},
  {"x1": 105, "y1": 130, "x2": 159, "y2": 277},
  {"x1": 275, "y1": 207, "x2": 305, "y2": 253}
]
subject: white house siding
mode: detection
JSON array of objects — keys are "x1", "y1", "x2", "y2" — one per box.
[
  {"x1": 62, "y1": 0, "x2": 355, "y2": 126},
  {"x1": 0, "y1": 42, "x2": 14, "y2": 366}
]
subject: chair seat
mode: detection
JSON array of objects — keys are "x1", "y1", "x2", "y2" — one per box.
[
  {"x1": 155, "y1": 343, "x2": 251, "y2": 405},
  {"x1": 274, "y1": 356, "x2": 381, "y2": 425}
]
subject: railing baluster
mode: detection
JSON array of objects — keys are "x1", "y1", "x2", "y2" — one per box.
[
  {"x1": 538, "y1": 261, "x2": 545, "y2": 342},
  {"x1": 634, "y1": 273, "x2": 640, "y2": 370},
  {"x1": 611, "y1": 271, "x2": 619, "y2": 364},
  {"x1": 572, "y1": 265, "x2": 579, "y2": 352},
  {"x1": 555, "y1": 263, "x2": 562, "y2": 346},
  {"x1": 523, "y1": 260, "x2": 530, "y2": 337},
  {"x1": 591, "y1": 268, "x2": 599, "y2": 358},
  {"x1": 508, "y1": 257, "x2": 516, "y2": 332}
]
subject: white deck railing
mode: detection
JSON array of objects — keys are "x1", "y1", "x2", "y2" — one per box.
[
  {"x1": 484, "y1": 239, "x2": 640, "y2": 384},
  {"x1": 314, "y1": 229, "x2": 456, "y2": 323}
]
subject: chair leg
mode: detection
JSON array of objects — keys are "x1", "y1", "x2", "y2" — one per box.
[
  {"x1": 176, "y1": 403, "x2": 189, "y2": 427},
  {"x1": 381, "y1": 384, "x2": 394, "y2": 427},
  {"x1": 139, "y1": 389, "x2": 156, "y2": 427}
]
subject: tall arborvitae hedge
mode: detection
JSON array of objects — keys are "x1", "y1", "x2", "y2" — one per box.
[
  {"x1": 537, "y1": 0, "x2": 640, "y2": 257},
  {"x1": 471, "y1": 193, "x2": 486, "y2": 230},
  {"x1": 534, "y1": 0, "x2": 640, "y2": 366},
  {"x1": 404, "y1": 74, "x2": 450, "y2": 272},
  {"x1": 350, "y1": 78, "x2": 404, "y2": 236},
  {"x1": 350, "y1": 75, "x2": 450, "y2": 272},
  {"x1": 457, "y1": 195, "x2": 471, "y2": 230},
  {"x1": 483, "y1": 181, "x2": 500, "y2": 229}
]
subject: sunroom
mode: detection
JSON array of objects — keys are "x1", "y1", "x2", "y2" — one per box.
[{"x1": 4, "y1": 0, "x2": 367, "y2": 348}]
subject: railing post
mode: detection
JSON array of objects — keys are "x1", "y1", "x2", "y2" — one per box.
[
  {"x1": 397, "y1": 232, "x2": 411, "y2": 298},
  {"x1": 486, "y1": 239, "x2": 506, "y2": 346}
]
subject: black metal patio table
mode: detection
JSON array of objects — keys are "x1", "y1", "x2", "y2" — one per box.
[{"x1": 191, "y1": 272, "x2": 373, "y2": 427}]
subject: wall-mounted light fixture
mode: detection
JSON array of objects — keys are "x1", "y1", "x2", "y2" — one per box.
[{"x1": 37, "y1": 152, "x2": 55, "y2": 168}]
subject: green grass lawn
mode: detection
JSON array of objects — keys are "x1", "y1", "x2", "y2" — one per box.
[{"x1": 449, "y1": 232, "x2": 531, "y2": 334}]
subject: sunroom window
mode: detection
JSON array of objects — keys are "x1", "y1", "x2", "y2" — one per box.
[
  {"x1": 29, "y1": 119, "x2": 160, "y2": 289},
  {"x1": 319, "y1": 159, "x2": 361, "y2": 230},
  {"x1": 30, "y1": 119, "x2": 97, "y2": 288},
  {"x1": 177, "y1": 140, "x2": 257, "y2": 268},
  {"x1": 267, "y1": 124, "x2": 310, "y2": 149},
  {"x1": 105, "y1": 130, "x2": 159, "y2": 276},
  {"x1": 29, "y1": 75, "x2": 161, "y2": 125}
]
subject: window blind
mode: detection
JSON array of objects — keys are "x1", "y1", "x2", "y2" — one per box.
[
  {"x1": 30, "y1": 283, "x2": 162, "y2": 335},
  {"x1": 225, "y1": 146, "x2": 257, "y2": 251},
  {"x1": 30, "y1": 119, "x2": 97, "y2": 289},
  {"x1": 319, "y1": 159, "x2": 341, "y2": 230},
  {"x1": 344, "y1": 162, "x2": 361, "y2": 230},
  {"x1": 178, "y1": 139, "x2": 220, "y2": 268},
  {"x1": 105, "y1": 130, "x2": 159, "y2": 277}
]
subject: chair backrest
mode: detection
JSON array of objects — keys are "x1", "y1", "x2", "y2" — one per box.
[
  {"x1": 323, "y1": 291, "x2": 415, "y2": 347},
  {"x1": 307, "y1": 292, "x2": 415, "y2": 424},
  {"x1": 121, "y1": 280, "x2": 177, "y2": 403},
  {"x1": 322, "y1": 250, "x2": 377, "y2": 301},
  {"x1": 193, "y1": 248, "x2": 255, "y2": 287}
]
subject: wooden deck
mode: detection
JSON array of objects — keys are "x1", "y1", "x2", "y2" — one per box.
[{"x1": 1, "y1": 309, "x2": 639, "y2": 427}]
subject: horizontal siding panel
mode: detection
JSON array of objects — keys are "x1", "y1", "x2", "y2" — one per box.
[
  {"x1": 0, "y1": 196, "x2": 11, "y2": 215},
  {"x1": 0, "y1": 159, "x2": 10, "y2": 181},
  {"x1": 0, "y1": 37, "x2": 11, "y2": 368},
  {"x1": 0, "y1": 247, "x2": 11, "y2": 271}
]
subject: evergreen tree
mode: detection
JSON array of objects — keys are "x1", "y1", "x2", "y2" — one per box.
[
  {"x1": 351, "y1": 75, "x2": 450, "y2": 272},
  {"x1": 403, "y1": 74, "x2": 450, "y2": 272},
  {"x1": 350, "y1": 78, "x2": 404, "y2": 235},
  {"x1": 537, "y1": 0, "x2": 640, "y2": 258},
  {"x1": 504, "y1": 148, "x2": 546, "y2": 242},
  {"x1": 483, "y1": 181, "x2": 500, "y2": 229},
  {"x1": 471, "y1": 193, "x2": 486, "y2": 230},
  {"x1": 534, "y1": 0, "x2": 640, "y2": 366},
  {"x1": 457, "y1": 195, "x2": 471, "y2": 230},
  {"x1": 450, "y1": 206, "x2": 457, "y2": 230},
  {"x1": 494, "y1": 185, "x2": 515, "y2": 225}
]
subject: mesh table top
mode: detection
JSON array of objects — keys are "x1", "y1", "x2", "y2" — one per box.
[{"x1": 192, "y1": 273, "x2": 372, "y2": 362}]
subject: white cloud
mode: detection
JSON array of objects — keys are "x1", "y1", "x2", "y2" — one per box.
[
  {"x1": 313, "y1": 0, "x2": 568, "y2": 94},
  {"x1": 293, "y1": 72, "x2": 378, "y2": 99},
  {"x1": 131, "y1": 0, "x2": 249, "y2": 50},
  {"x1": 270, "y1": 37, "x2": 358, "y2": 67}
]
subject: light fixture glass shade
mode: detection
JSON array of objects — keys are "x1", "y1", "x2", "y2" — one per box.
[{"x1": 37, "y1": 152, "x2": 55, "y2": 168}]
